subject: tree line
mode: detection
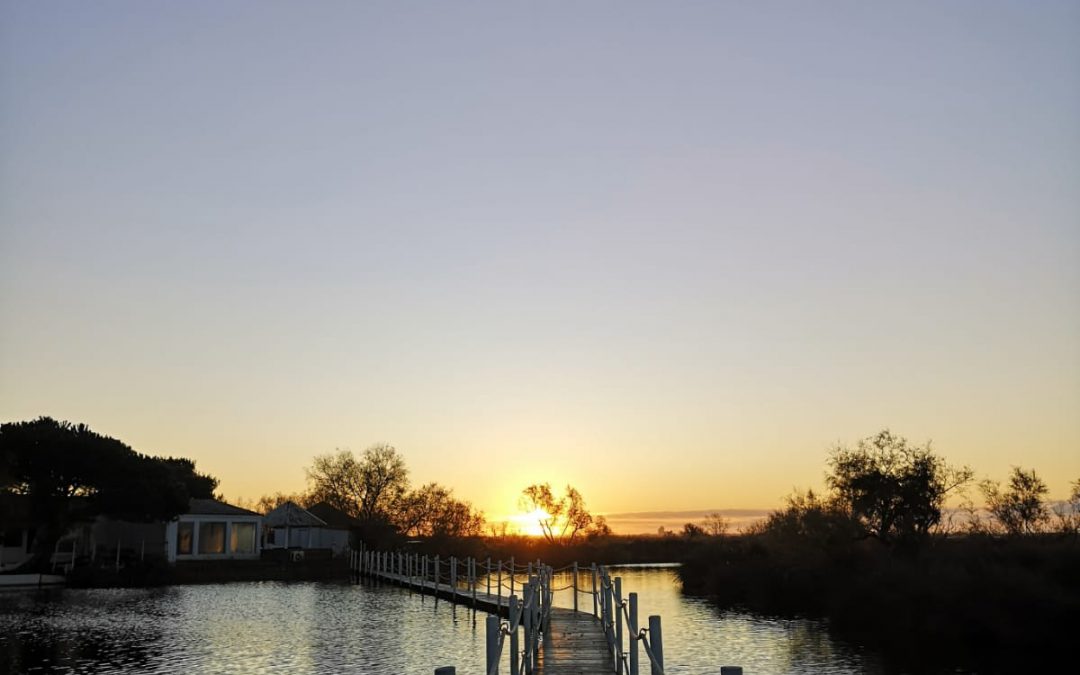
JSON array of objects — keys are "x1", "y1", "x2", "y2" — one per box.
[
  {"x1": 250, "y1": 445, "x2": 486, "y2": 539},
  {"x1": 0, "y1": 417, "x2": 219, "y2": 563},
  {"x1": 754, "y1": 429, "x2": 1080, "y2": 544}
]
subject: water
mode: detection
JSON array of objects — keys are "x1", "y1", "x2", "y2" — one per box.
[
  {"x1": 1, "y1": 569, "x2": 881, "y2": 675},
  {"x1": 553, "y1": 565, "x2": 883, "y2": 675}
]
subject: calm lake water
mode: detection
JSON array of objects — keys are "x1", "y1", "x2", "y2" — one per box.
[{"x1": 1, "y1": 567, "x2": 883, "y2": 675}]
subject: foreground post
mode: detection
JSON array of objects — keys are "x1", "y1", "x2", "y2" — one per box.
[
  {"x1": 615, "y1": 577, "x2": 624, "y2": 675},
  {"x1": 648, "y1": 615, "x2": 663, "y2": 675},
  {"x1": 486, "y1": 614, "x2": 501, "y2": 675},
  {"x1": 591, "y1": 563, "x2": 598, "y2": 617},
  {"x1": 629, "y1": 592, "x2": 639, "y2": 675},
  {"x1": 435, "y1": 668, "x2": 456, "y2": 675},
  {"x1": 720, "y1": 668, "x2": 743, "y2": 675},
  {"x1": 509, "y1": 594, "x2": 520, "y2": 675},
  {"x1": 572, "y1": 561, "x2": 579, "y2": 612},
  {"x1": 523, "y1": 586, "x2": 533, "y2": 674},
  {"x1": 529, "y1": 576, "x2": 540, "y2": 668}
]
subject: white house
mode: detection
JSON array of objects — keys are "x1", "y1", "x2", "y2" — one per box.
[
  {"x1": 165, "y1": 498, "x2": 262, "y2": 563},
  {"x1": 262, "y1": 501, "x2": 353, "y2": 556}
]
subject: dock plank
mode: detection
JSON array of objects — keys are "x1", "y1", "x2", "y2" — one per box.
[{"x1": 537, "y1": 608, "x2": 615, "y2": 675}]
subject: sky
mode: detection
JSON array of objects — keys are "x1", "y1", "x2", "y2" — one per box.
[{"x1": 2, "y1": 1, "x2": 1078, "y2": 532}]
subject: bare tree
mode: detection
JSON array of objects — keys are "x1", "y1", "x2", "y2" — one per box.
[
  {"x1": 1053, "y1": 478, "x2": 1080, "y2": 536},
  {"x1": 395, "y1": 482, "x2": 485, "y2": 537},
  {"x1": 519, "y1": 483, "x2": 594, "y2": 544},
  {"x1": 589, "y1": 515, "x2": 613, "y2": 538},
  {"x1": 981, "y1": 467, "x2": 1050, "y2": 535},
  {"x1": 252, "y1": 491, "x2": 312, "y2": 514},
  {"x1": 306, "y1": 444, "x2": 409, "y2": 522},
  {"x1": 701, "y1": 512, "x2": 730, "y2": 536}
]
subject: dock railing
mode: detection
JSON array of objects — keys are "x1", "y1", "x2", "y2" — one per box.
[{"x1": 350, "y1": 547, "x2": 747, "y2": 675}]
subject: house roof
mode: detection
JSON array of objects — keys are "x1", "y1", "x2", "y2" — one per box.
[
  {"x1": 187, "y1": 498, "x2": 261, "y2": 517},
  {"x1": 307, "y1": 502, "x2": 362, "y2": 530},
  {"x1": 263, "y1": 501, "x2": 326, "y2": 528}
]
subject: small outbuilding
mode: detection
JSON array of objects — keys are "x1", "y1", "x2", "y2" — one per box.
[{"x1": 262, "y1": 501, "x2": 354, "y2": 555}]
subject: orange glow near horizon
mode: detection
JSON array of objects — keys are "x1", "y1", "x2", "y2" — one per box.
[{"x1": 509, "y1": 508, "x2": 552, "y2": 538}]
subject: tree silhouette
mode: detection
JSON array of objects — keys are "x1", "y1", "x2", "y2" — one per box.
[
  {"x1": 827, "y1": 430, "x2": 972, "y2": 544},
  {"x1": 519, "y1": 483, "x2": 594, "y2": 544},
  {"x1": 0, "y1": 416, "x2": 218, "y2": 565},
  {"x1": 981, "y1": 467, "x2": 1050, "y2": 535}
]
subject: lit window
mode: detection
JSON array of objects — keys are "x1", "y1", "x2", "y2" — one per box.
[
  {"x1": 231, "y1": 522, "x2": 255, "y2": 554},
  {"x1": 198, "y1": 522, "x2": 226, "y2": 554},
  {"x1": 177, "y1": 522, "x2": 193, "y2": 555}
]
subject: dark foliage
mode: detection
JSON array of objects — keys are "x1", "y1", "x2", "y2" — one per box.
[{"x1": 1, "y1": 416, "x2": 219, "y2": 566}]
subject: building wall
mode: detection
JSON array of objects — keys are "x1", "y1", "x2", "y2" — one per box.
[
  {"x1": 165, "y1": 514, "x2": 262, "y2": 563},
  {"x1": 0, "y1": 528, "x2": 33, "y2": 572},
  {"x1": 262, "y1": 527, "x2": 350, "y2": 555}
]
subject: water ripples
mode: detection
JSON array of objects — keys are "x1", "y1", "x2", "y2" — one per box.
[{"x1": 2, "y1": 570, "x2": 881, "y2": 674}]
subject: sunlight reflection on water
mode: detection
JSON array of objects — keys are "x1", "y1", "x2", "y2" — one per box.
[{"x1": 1, "y1": 570, "x2": 882, "y2": 675}]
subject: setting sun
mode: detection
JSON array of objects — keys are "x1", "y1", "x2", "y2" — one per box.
[{"x1": 510, "y1": 508, "x2": 553, "y2": 537}]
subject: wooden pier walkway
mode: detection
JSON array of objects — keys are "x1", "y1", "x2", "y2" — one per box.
[
  {"x1": 364, "y1": 568, "x2": 614, "y2": 674},
  {"x1": 537, "y1": 609, "x2": 615, "y2": 675},
  {"x1": 352, "y1": 550, "x2": 669, "y2": 675}
]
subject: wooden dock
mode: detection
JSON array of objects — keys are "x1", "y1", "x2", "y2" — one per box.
[
  {"x1": 353, "y1": 550, "x2": 661, "y2": 675},
  {"x1": 537, "y1": 608, "x2": 615, "y2": 675}
]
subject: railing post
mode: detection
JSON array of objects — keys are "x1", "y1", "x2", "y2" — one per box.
[
  {"x1": 648, "y1": 615, "x2": 663, "y2": 675},
  {"x1": 615, "y1": 577, "x2": 624, "y2": 675},
  {"x1": 486, "y1": 557, "x2": 492, "y2": 596},
  {"x1": 720, "y1": 668, "x2": 744, "y2": 675},
  {"x1": 523, "y1": 585, "x2": 533, "y2": 675},
  {"x1": 541, "y1": 567, "x2": 548, "y2": 628},
  {"x1": 509, "y1": 556, "x2": 516, "y2": 597},
  {"x1": 629, "y1": 592, "x2": 639, "y2": 675},
  {"x1": 572, "y1": 561, "x2": 579, "y2": 613},
  {"x1": 451, "y1": 556, "x2": 458, "y2": 600},
  {"x1": 529, "y1": 576, "x2": 539, "y2": 666},
  {"x1": 434, "y1": 668, "x2": 455, "y2": 675},
  {"x1": 435, "y1": 555, "x2": 440, "y2": 588},
  {"x1": 509, "y1": 594, "x2": 521, "y2": 675},
  {"x1": 591, "y1": 563, "x2": 598, "y2": 617},
  {"x1": 498, "y1": 560, "x2": 503, "y2": 607},
  {"x1": 486, "y1": 613, "x2": 500, "y2": 675},
  {"x1": 472, "y1": 558, "x2": 478, "y2": 606}
]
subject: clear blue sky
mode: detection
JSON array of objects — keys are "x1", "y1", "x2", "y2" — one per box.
[{"x1": 2, "y1": 1, "x2": 1078, "y2": 524}]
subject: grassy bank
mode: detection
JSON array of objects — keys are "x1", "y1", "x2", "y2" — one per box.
[{"x1": 677, "y1": 533, "x2": 1080, "y2": 673}]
